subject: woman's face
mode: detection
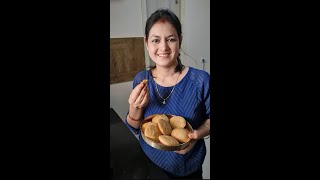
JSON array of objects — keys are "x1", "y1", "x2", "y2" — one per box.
[{"x1": 145, "y1": 20, "x2": 181, "y2": 68}]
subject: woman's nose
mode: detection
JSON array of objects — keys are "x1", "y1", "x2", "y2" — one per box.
[{"x1": 159, "y1": 40, "x2": 169, "y2": 51}]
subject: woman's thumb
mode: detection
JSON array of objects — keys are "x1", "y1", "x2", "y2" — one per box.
[{"x1": 188, "y1": 130, "x2": 199, "y2": 140}]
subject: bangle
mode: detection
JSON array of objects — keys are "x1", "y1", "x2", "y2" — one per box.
[
  {"x1": 203, "y1": 124, "x2": 210, "y2": 139},
  {"x1": 128, "y1": 114, "x2": 141, "y2": 121}
]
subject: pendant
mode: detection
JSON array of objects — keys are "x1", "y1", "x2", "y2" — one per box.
[{"x1": 162, "y1": 100, "x2": 166, "y2": 104}]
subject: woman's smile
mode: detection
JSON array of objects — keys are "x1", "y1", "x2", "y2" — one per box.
[{"x1": 157, "y1": 53, "x2": 170, "y2": 57}]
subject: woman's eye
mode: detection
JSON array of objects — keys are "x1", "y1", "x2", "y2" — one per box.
[
  {"x1": 168, "y1": 38, "x2": 177, "y2": 42},
  {"x1": 151, "y1": 39, "x2": 159, "y2": 43}
]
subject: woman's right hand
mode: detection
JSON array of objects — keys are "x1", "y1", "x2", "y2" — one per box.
[{"x1": 128, "y1": 80, "x2": 149, "y2": 109}]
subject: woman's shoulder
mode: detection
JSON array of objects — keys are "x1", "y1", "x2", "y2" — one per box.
[
  {"x1": 134, "y1": 70, "x2": 147, "y2": 81},
  {"x1": 187, "y1": 67, "x2": 210, "y2": 80},
  {"x1": 185, "y1": 67, "x2": 210, "y2": 94},
  {"x1": 134, "y1": 70, "x2": 145, "y2": 78}
]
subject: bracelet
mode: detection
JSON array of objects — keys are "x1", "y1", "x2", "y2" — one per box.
[
  {"x1": 203, "y1": 124, "x2": 210, "y2": 139},
  {"x1": 128, "y1": 114, "x2": 141, "y2": 121},
  {"x1": 203, "y1": 124, "x2": 210, "y2": 130}
]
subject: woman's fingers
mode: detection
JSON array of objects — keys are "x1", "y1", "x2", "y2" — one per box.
[
  {"x1": 138, "y1": 88, "x2": 149, "y2": 108},
  {"x1": 129, "y1": 82, "x2": 149, "y2": 108},
  {"x1": 135, "y1": 86, "x2": 147, "y2": 107},
  {"x1": 128, "y1": 83, "x2": 146, "y2": 105},
  {"x1": 188, "y1": 130, "x2": 199, "y2": 140}
]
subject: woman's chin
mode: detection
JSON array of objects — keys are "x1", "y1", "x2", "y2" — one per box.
[
  {"x1": 155, "y1": 57, "x2": 174, "y2": 62},
  {"x1": 155, "y1": 63, "x2": 177, "y2": 68},
  {"x1": 155, "y1": 56, "x2": 171, "y2": 61}
]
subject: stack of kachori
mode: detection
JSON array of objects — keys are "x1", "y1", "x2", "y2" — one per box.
[{"x1": 142, "y1": 114, "x2": 191, "y2": 147}]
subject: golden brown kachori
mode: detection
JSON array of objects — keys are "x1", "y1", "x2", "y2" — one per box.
[
  {"x1": 152, "y1": 114, "x2": 169, "y2": 124},
  {"x1": 169, "y1": 116, "x2": 187, "y2": 129},
  {"x1": 171, "y1": 128, "x2": 190, "y2": 143},
  {"x1": 142, "y1": 122, "x2": 156, "y2": 133},
  {"x1": 144, "y1": 123, "x2": 162, "y2": 142},
  {"x1": 157, "y1": 118, "x2": 172, "y2": 135},
  {"x1": 158, "y1": 135, "x2": 180, "y2": 146}
]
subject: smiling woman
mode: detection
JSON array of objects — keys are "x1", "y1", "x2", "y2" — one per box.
[{"x1": 124, "y1": 9, "x2": 210, "y2": 179}]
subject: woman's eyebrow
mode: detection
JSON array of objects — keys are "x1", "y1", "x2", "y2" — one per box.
[
  {"x1": 150, "y1": 35, "x2": 160, "y2": 38},
  {"x1": 167, "y1": 35, "x2": 177, "y2": 38},
  {"x1": 150, "y1": 34, "x2": 177, "y2": 39}
]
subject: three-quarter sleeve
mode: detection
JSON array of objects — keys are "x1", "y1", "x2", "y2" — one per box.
[
  {"x1": 122, "y1": 71, "x2": 146, "y2": 135},
  {"x1": 203, "y1": 74, "x2": 210, "y2": 119}
]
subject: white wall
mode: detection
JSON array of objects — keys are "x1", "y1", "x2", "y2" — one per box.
[
  {"x1": 110, "y1": 81, "x2": 133, "y2": 120},
  {"x1": 180, "y1": 1, "x2": 211, "y2": 179},
  {"x1": 180, "y1": 0, "x2": 210, "y2": 74},
  {"x1": 110, "y1": 0, "x2": 144, "y2": 38},
  {"x1": 110, "y1": 0, "x2": 144, "y2": 119}
]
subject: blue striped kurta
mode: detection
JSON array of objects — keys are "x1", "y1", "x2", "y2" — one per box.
[{"x1": 124, "y1": 67, "x2": 210, "y2": 177}]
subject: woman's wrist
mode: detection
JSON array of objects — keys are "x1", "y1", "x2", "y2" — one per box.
[
  {"x1": 128, "y1": 106, "x2": 143, "y2": 121},
  {"x1": 130, "y1": 101, "x2": 144, "y2": 111},
  {"x1": 202, "y1": 123, "x2": 210, "y2": 139},
  {"x1": 128, "y1": 114, "x2": 141, "y2": 121},
  {"x1": 193, "y1": 122, "x2": 210, "y2": 140},
  {"x1": 203, "y1": 124, "x2": 210, "y2": 131}
]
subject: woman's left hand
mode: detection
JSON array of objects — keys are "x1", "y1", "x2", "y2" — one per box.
[{"x1": 174, "y1": 130, "x2": 200, "y2": 155}]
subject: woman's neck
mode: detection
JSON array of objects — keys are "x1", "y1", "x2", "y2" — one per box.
[
  {"x1": 153, "y1": 61, "x2": 179, "y2": 78},
  {"x1": 154, "y1": 66, "x2": 177, "y2": 79},
  {"x1": 152, "y1": 63, "x2": 182, "y2": 87}
]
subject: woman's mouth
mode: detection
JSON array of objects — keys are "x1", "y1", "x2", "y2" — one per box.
[{"x1": 157, "y1": 53, "x2": 170, "y2": 57}]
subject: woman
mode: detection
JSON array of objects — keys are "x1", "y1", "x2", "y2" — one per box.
[{"x1": 124, "y1": 9, "x2": 210, "y2": 179}]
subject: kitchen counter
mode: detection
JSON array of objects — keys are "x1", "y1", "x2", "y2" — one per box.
[{"x1": 110, "y1": 108, "x2": 169, "y2": 179}]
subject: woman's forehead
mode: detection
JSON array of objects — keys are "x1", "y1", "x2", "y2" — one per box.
[{"x1": 149, "y1": 21, "x2": 177, "y2": 36}]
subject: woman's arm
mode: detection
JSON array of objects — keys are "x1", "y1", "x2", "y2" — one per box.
[
  {"x1": 126, "y1": 105, "x2": 144, "y2": 129},
  {"x1": 189, "y1": 119, "x2": 210, "y2": 140},
  {"x1": 126, "y1": 80, "x2": 149, "y2": 129}
]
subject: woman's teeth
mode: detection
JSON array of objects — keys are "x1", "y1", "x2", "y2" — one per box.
[{"x1": 158, "y1": 54, "x2": 169, "y2": 57}]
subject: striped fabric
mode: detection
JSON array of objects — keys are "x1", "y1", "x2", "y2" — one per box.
[{"x1": 124, "y1": 67, "x2": 210, "y2": 177}]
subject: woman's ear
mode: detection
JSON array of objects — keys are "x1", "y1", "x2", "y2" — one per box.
[{"x1": 144, "y1": 37, "x2": 148, "y2": 51}]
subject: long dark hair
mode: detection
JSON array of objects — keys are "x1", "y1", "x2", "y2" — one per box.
[{"x1": 145, "y1": 9, "x2": 184, "y2": 74}]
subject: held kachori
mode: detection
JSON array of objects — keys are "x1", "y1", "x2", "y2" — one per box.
[
  {"x1": 171, "y1": 128, "x2": 190, "y2": 143},
  {"x1": 141, "y1": 79, "x2": 148, "y2": 84},
  {"x1": 169, "y1": 116, "x2": 187, "y2": 129},
  {"x1": 158, "y1": 135, "x2": 180, "y2": 146}
]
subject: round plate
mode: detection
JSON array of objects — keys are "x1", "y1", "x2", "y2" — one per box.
[{"x1": 140, "y1": 114, "x2": 193, "y2": 151}]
